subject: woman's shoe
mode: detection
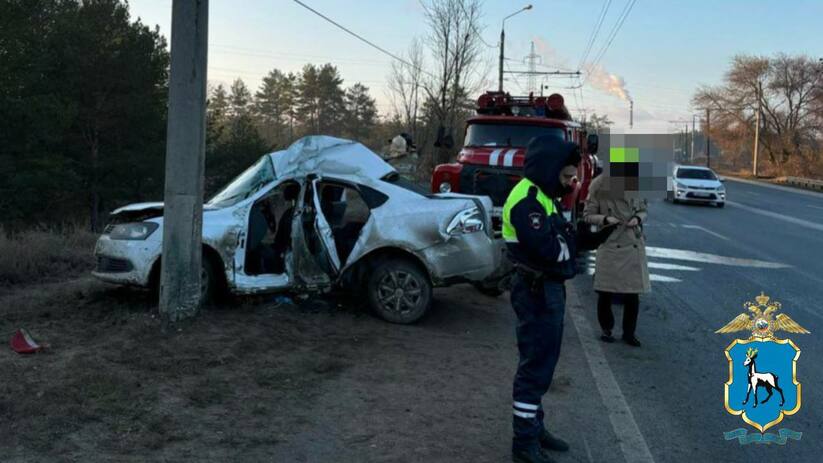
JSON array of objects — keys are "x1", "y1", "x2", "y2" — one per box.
[
  {"x1": 600, "y1": 330, "x2": 615, "y2": 343},
  {"x1": 623, "y1": 335, "x2": 642, "y2": 347}
]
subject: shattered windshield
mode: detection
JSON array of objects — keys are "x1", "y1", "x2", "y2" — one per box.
[
  {"x1": 208, "y1": 155, "x2": 275, "y2": 208},
  {"x1": 464, "y1": 124, "x2": 565, "y2": 148}
]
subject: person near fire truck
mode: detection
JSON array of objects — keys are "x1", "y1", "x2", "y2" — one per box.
[
  {"x1": 582, "y1": 166, "x2": 650, "y2": 347},
  {"x1": 502, "y1": 135, "x2": 580, "y2": 463}
]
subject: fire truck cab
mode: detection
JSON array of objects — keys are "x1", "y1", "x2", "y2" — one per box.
[{"x1": 431, "y1": 91, "x2": 598, "y2": 236}]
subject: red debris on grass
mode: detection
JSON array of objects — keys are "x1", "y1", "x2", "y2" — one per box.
[{"x1": 10, "y1": 328, "x2": 44, "y2": 354}]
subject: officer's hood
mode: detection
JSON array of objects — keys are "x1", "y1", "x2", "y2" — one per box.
[{"x1": 523, "y1": 136, "x2": 580, "y2": 197}]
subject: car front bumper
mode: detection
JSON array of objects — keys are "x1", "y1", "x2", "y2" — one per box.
[
  {"x1": 91, "y1": 234, "x2": 161, "y2": 286},
  {"x1": 672, "y1": 189, "x2": 725, "y2": 203}
]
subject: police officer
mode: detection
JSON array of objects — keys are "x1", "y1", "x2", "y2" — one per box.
[{"x1": 503, "y1": 135, "x2": 580, "y2": 463}]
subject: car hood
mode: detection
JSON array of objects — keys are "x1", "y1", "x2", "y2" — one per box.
[
  {"x1": 110, "y1": 202, "x2": 220, "y2": 222},
  {"x1": 675, "y1": 178, "x2": 722, "y2": 188}
]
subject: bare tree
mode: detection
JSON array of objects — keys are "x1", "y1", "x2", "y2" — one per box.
[
  {"x1": 693, "y1": 54, "x2": 823, "y2": 175},
  {"x1": 387, "y1": 38, "x2": 425, "y2": 140},
  {"x1": 420, "y1": 0, "x2": 486, "y2": 166}
]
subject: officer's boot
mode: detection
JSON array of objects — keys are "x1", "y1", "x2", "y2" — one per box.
[
  {"x1": 512, "y1": 446, "x2": 556, "y2": 463},
  {"x1": 539, "y1": 430, "x2": 570, "y2": 452}
]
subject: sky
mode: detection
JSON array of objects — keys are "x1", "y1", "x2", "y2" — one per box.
[{"x1": 128, "y1": 0, "x2": 823, "y2": 133}]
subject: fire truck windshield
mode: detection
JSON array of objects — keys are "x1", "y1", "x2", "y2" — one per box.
[{"x1": 464, "y1": 124, "x2": 565, "y2": 148}]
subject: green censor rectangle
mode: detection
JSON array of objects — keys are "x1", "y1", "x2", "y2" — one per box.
[{"x1": 610, "y1": 147, "x2": 639, "y2": 163}]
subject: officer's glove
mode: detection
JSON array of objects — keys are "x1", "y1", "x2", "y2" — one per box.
[{"x1": 556, "y1": 236, "x2": 571, "y2": 262}]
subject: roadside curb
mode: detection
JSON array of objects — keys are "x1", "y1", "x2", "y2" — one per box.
[{"x1": 722, "y1": 175, "x2": 823, "y2": 198}]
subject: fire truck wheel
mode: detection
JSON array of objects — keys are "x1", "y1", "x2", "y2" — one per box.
[{"x1": 367, "y1": 258, "x2": 432, "y2": 324}]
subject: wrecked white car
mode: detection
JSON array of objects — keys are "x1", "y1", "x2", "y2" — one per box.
[{"x1": 93, "y1": 136, "x2": 504, "y2": 323}]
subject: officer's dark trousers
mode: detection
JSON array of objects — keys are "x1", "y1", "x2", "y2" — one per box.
[{"x1": 510, "y1": 274, "x2": 566, "y2": 451}]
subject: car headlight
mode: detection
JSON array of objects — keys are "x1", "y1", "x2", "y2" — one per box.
[
  {"x1": 446, "y1": 207, "x2": 484, "y2": 235},
  {"x1": 109, "y1": 222, "x2": 159, "y2": 240},
  {"x1": 439, "y1": 181, "x2": 452, "y2": 193}
]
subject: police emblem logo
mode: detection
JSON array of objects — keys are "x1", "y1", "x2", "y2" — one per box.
[
  {"x1": 715, "y1": 292, "x2": 809, "y2": 444},
  {"x1": 528, "y1": 213, "x2": 542, "y2": 230}
]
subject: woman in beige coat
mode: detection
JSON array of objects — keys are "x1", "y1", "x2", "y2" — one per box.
[{"x1": 582, "y1": 173, "x2": 651, "y2": 346}]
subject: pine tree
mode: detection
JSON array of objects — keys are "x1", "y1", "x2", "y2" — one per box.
[
  {"x1": 344, "y1": 83, "x2": 377, "y2": 141},
  {"x1": 254, "y1": 69, "x2": 297, "y2": 146},
  {"x1": 229, "y1": 78, "x2": 252, "y2": 117},
  {"x1": 297, "y1": 63, "x2": 345, "y2": 136}
]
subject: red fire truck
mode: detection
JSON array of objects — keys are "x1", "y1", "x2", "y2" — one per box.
[{"x1": 431, "y1": 91, "x2": 600, "y2": 235}]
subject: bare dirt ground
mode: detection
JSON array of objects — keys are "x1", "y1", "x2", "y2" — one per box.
[{"x1": 1, "y1": 277, "x2": 607, "y2": 463}]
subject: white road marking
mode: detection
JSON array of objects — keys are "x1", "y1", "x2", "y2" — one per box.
[
  {"x1": 726, "y1": 200, "x2": 823, "y2": 232},
  {"x1": 649, "y1": 274, "x2": 682, "y2": 282},
  {"x1": 807, "y1": 205, "x2": 823, "y2": 211},
  {"x1": 488, "y1": 149, "x2": 502, "y2": 166},
  {"x1": 503, "y1": 149, "x2": 517, "y2": 167},
  {"x1": 582, "y1": 434, "x2": 595, "y2": 463},
  {"x1": 681, "y1": 224, "x2": 729, "y2": 240},
  {"x1": 645, "y1": 246, "x2": 791, "y2": 269},
  {"x1": 584, "y1": 263, "x2": 684, "y2": 282},
  {"x1": 734, "y1": 190, "x2": 760, "y2": 197},
  {"x1": 567, "y1": 283, "x2": 656, "y2": 463},
  {"x1": 647, "y1": 262, "x2": 699, "y2": 271}
]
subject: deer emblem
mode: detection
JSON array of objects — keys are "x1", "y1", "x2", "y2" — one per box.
[{"x1": 742, "y1": 347, "x2": 785, "y2": 408}]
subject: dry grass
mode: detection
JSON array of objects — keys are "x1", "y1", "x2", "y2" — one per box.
[{"x1": 0, "y1": 226, "x2": 97, "y2": 287}]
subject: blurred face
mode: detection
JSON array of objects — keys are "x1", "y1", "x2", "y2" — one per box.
[{"x1": 559, "y1": 165, "x2": 578, "y2": 188}]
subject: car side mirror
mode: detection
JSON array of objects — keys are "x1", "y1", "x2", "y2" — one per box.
[
  {"x1": 718, "y1": 176, "x2": 726, "y2": 183},
  {"x1": 586, "y1": 134, "x2": 599, "y2": 155}
]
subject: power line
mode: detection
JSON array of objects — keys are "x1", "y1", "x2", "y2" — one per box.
[
  {"x1": 456, "y1": 0, "x2": 497, "y2": 49},
  {"x1": 584, "y1": 0, "x2": 637, "y2": 79},
  {"x1": 577, "y1": 0, "x2": 612, "y2": 71},
  {"x1": 505, "y1": 60, "x2": 527, "y2": 94},
  {"x1": 291, "y1": 0, "x2": 433, "y2": 79}
]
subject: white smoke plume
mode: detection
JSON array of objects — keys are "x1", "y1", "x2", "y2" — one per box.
[
  {"x1": 530, "y1": 36, "x2": 631, "y2": 103},
  {"x1": 586, "y1": 63, "x2": 631, "y2": 102}
]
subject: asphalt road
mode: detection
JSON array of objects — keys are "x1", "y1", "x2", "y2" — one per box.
[{"x1": 563, "y1": 177, "x2": 823, "y2": 462}]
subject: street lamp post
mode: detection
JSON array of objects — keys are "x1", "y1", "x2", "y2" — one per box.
[{"x1": 498, "y1": 4, "x2": 533, "y2": 92}]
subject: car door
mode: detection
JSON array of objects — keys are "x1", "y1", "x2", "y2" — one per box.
[
  {"x1": 231, "y1": 180, "x2": 294, "y2": 294},
  {"x1": 310, "y1": 177, "x2": 341, "y2": 274}
]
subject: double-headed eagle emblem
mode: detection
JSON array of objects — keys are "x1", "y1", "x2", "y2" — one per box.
[{"x1": 716, "y1": 292, "x2": 809, "y2": 339}]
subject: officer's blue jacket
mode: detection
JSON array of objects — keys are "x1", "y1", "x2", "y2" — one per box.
[{"x1": 503, "y1": 136, "x2": 578, "y2": 280}]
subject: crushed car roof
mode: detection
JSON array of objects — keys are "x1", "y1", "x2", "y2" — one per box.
[{"x1": 270, "y1": 136, "x2": 396, "y2": 181}]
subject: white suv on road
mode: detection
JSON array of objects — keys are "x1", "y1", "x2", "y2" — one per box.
[{"x1": 669, "y1": 165, "x2": 726, "y2": 207}]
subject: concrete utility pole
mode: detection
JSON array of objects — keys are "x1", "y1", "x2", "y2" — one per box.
[
  {"x1": 685, "y1": 123, "x2": 689, "y2": 161},
  {"x1": 498, "y1": 27, "x2": 505, "y2": 92},
  {"x1": 691, "y1": 114, "x2": 696, "y2": 163},
  {"x1": 159, "y1": 0, "x2": 209, "y2": 329},
  {"x1": 705, "y1": 107, "x2": 711, "y2": 168},
  {"x1": 499, "y1": 5, "x2": 532, "y2": 92},
  {"x1": 629, "y1": 100, "x2": 633, "y2": 129},
  {"x1": 753, "y1": 81, "x2": 762, "y2": 177}
]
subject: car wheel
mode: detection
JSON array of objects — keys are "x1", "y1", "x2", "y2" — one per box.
[
  {"x1": 366, "y1": 258, "x2": 432, "y2": 324},
  {"x1": 200, "y1": 256, "x2": 219, "y2": 305},
  {"x1": 716, "y1": 202, "x2": 725, "y2": 208}
]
